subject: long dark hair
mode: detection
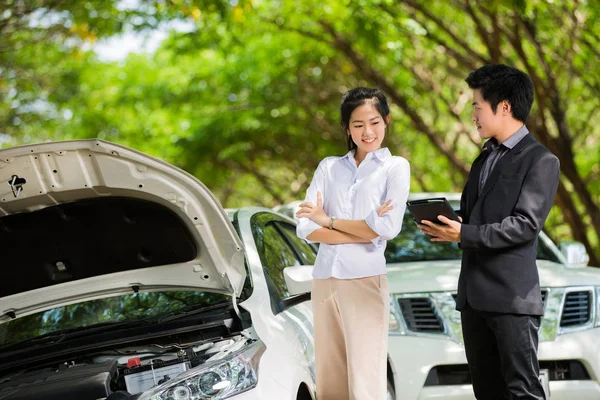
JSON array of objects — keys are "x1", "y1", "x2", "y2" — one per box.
[{"x1": 340, "y1": 87, "x2": 390, "y2": 151}]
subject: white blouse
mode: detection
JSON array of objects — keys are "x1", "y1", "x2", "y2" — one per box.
[{"x1": 296, "y1": 147, "x2": 410, "y2": 279}]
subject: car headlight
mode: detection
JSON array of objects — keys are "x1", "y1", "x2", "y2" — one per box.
[
  {"x1": 138, "y1": 340, "x2": 266, "y2": 400},
  {"x1": 388, "y1": 310, "x2": 401, "y2": 332}
]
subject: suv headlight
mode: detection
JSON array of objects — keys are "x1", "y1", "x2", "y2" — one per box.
[{"x1": 138, "y1": 340, "x2": 266, "y2": 400}]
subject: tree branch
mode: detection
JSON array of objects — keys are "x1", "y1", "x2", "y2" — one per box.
[
  {"x1": 380, "y1": 3, "x2": 482, "y2": 71},
  {"x1": 259, "y1": 17, "x2": 330, "y2": 43},
  {"x1": 399, "y1": 0, "x2": 489, "y2": 65},
  {"x1": 220, "y1": 159, "x2": 286, "y2": 204},
  {"x1": 406, "y1": 63, "x2": 480, "y2": 149},
  {"x1": 319, "y1": 20, "x2": 470, "y2": 178},
  {"x1": 460, "y1": 0, "x2": 504, "y2": 63},
  {"x1": 555, "y1": 181, "x2": 600, "y2": 267}
]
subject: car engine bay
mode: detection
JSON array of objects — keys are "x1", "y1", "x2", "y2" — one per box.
[{"x1": 0, "y1": 334, "x2": 253, "y2": 400}]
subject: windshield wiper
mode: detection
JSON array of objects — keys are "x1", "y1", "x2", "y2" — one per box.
[
  {"x1": 153, "y1": 300, "x2": 232, "y2": 323},
  {"x1": 0, "y1": 318, "x2": 153, "y2": 352},
  {"x1": 0, "y1": 301, "x2": 233, "y2": 353}
]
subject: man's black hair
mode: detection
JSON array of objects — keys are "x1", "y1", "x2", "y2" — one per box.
[{"x1": 465, "y1": 64, "x2": 534, "y2": 123}]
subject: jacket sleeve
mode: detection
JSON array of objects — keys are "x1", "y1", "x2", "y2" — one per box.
[
  {"x1": 460, "y1": 154, "x2": 560, "y2": 249},
  {"x1": 456, "y1": 181, "x2": 468, "y2": 220},
  {"x1": 296, "y1": 161, "x2": 326, "y2": 243},
  {"x1": 365, "y1": 158, "x2": 411, "y2": 247},
  {"x1": 456, "y1": 180, "x2": 470, "y2": 249}
]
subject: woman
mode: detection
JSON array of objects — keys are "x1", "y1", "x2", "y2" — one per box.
[{"x1": 296, "y1": 87, "x2": 410, "y2": 400}]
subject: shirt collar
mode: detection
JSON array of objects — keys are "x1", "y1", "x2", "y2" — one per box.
[
  {"x1": 373, "y1": 147, "x2": 392, "y2": 161},
  {"x1": 482, "y1": 125, "x2": 529, "y2": 152},
  {"x1": 343, "y1": 147, "x2": 391, "y2": 162},
  {"x1": 482, "y1": 138, "x2": 499, "y2": 152},
  {"x1": 502, "y1": 125, "x2": 529, "y2": 149}
]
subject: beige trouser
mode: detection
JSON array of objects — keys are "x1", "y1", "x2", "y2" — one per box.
[{"x1": 312, "y1": 275, "x2": 390, "y2": 400}]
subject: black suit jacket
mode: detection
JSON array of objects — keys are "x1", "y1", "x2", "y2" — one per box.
[{"x1": 455, "y1": 133, "x2": 560, "y2": 316}]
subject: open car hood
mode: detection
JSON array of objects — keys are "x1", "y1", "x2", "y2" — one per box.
[{"x1": 0, "y1": 140, "x2": 245, "y2": 323}]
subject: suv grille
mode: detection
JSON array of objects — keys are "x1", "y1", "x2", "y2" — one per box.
[
  {"x1": 399, "y1": 297, "x2": 444, "y2": 333},
  {"x1": 560, "y1": 291, "x2": 592, "y2": 327}
]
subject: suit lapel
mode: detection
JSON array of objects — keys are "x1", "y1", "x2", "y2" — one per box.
[
  {"x1": 466, "y1": 150, "x2": 488, "y2": 210},
  {"x1": 478, "y1": 133, "x2": 536, "y2": 199}
]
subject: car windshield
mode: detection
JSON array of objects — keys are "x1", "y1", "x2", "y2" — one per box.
[
  {"x1": 0, "y1": 291, "x2": 230, "y2": 348},
  {"x1": 384, "y1": 211, "x2": 562, "y2": 263}
]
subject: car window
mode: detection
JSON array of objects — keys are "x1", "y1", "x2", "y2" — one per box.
[
  {"x1": 260, "y1": 224, "x2": 300, "y2": 299},
  {"x1": 385, "y1": 211, "x2": 562, "y2": 264},
  {"x1": 275, "y1": 222, "x2": 317, "y2": 265},
  {"x1": 252, "y1": 215, "x2": 303, "y2": 306},
  {"x1": 535, "y1": 238, "x2": 561, "y2": 263}
]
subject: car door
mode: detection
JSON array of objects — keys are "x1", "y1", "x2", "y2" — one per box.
[{"x1": 250, "y1": 212, "x2": 316, "y2": 384}]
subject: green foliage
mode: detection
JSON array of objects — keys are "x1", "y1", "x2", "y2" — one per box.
[{"x1": 1, "y1": 0, "x2": 600, "y2": 263}]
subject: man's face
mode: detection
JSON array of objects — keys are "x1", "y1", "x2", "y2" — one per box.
[{"x1": 471, "y1": 89, "x2": 502, "y2": 139}]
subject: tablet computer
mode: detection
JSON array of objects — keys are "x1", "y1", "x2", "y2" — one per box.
[{"x1": 406, "y1": 197, "x2": 460, "y2": 225}]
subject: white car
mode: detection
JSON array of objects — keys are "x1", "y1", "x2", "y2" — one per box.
[
  {"x1": 0, "y1": 140, "x2": 318, "y2": 400},
  {"x1": 385, "y1": 193, "x2": 600, "y2": 400},
  {"x1": 276, "y1": 194, "x2": 600, "y2": 400}
]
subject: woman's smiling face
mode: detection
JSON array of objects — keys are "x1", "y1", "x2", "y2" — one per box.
[{"x1": 347, "y1": 102, "x2": 389, "y2": 157}]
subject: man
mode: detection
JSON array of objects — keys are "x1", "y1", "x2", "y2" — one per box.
[{"x1": 419, "y1": 64, "x2": 559, "y2": 399}]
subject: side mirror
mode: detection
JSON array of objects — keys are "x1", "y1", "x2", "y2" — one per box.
[
  {"x1": 283, "y1": 265, "x2": 313, "y2": 296},
  {"x1": 279, "y1": 292, "x2": 311, "y2": 312},
  {"x1": 559, "y1": 241, "x2": 589, "y2": 267}
]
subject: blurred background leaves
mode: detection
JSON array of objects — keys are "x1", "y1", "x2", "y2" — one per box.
[{"x1": 1, "y1": 0, "x2": 599, "y2": 264}]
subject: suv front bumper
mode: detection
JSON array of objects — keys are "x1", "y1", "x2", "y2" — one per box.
[{"x1": 388, "y1": 327, "x2": 600, "y2": 400}]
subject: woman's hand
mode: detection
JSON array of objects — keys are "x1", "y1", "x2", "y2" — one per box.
[
  {"x1": 378, "y1": 200, "x2": 393, "y2": 217},
  {"x1": 296, "y1": 192, "x2": 329, "y2": 227},
  {"x1": 296, "y1": 196, "x2": 394, "y2": 229}
]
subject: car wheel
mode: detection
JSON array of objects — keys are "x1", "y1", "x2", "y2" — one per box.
[{"x1": 387, "y1": 379, "x2": 396, "y2": 400}]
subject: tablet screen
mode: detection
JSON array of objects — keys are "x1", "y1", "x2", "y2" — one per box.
[{"x1": 406, "y1": 197, "x2": 460, "y2": 225}]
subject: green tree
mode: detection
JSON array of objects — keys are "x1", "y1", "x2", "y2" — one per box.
[{"x1": 2, "y1": 0, "x2": 599, "y2": 265}]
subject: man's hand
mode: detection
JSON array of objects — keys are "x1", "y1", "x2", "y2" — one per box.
[
  {"x1": 418, "y1": 215, "x2": 463, "y2": 242},
  {"x1": 296, "y1": 192, "x2": 329, "y2": 227}
]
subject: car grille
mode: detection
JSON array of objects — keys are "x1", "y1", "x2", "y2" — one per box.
[
  {"x1": 424, "y1": 360, "x2": 591, "y2": 386},
  {"x1": 398, "y1": 297, "x2": 444, "y2": 333},
  {"x1": 560, "y1": 290, "x2": 592, "y2": 327}
]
